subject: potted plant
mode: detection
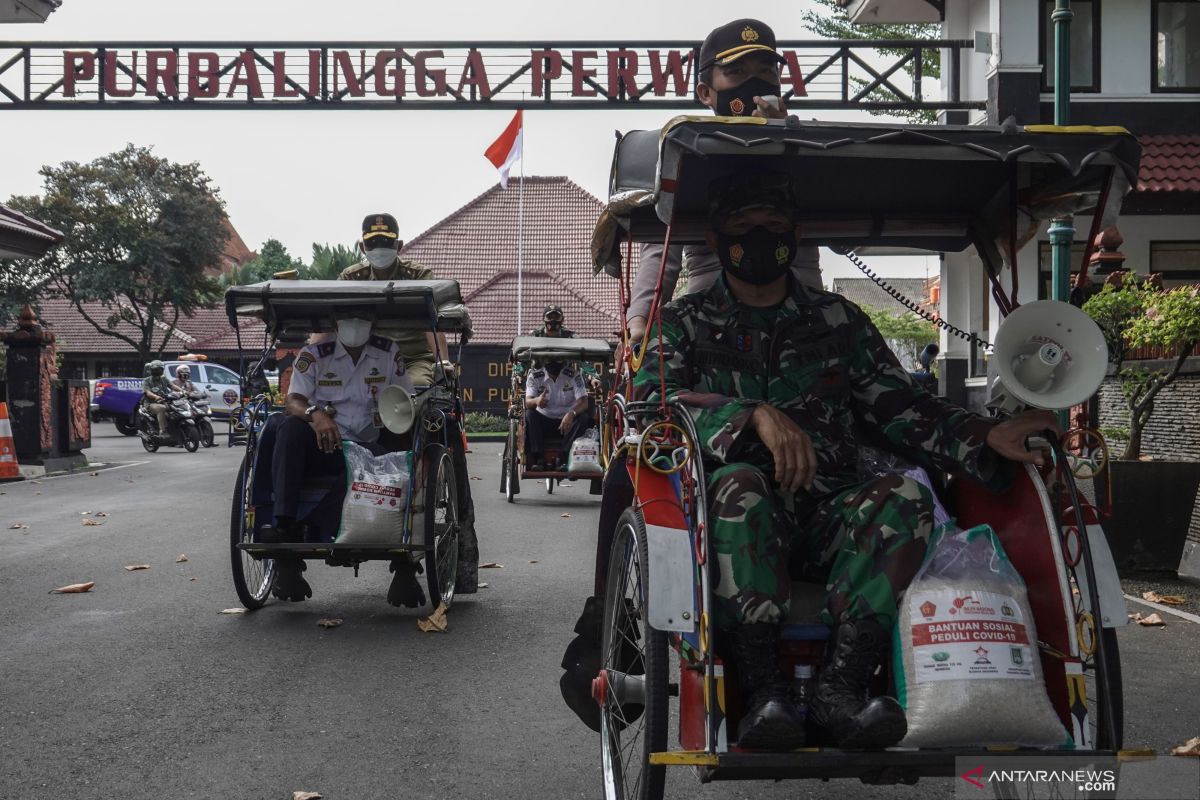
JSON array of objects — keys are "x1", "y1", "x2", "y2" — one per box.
[{"x1": 1082, "y1": 273, "x2": 1200, "y2": 573}]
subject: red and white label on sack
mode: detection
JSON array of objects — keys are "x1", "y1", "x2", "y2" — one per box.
[
  {"x1": 348, "y1": 480, "x2": 404, "y2": 509},
  {"x1": 907, "y1": 589, "x2": 1036, "y2": 684}
]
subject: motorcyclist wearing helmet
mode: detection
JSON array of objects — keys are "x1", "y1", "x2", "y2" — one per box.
[
  {"x1": 142, "y1": 360, "x2": 174, "y2": 435},
  {"x1": 171, "y1": 364, "x2": 200, "y2": 399}
]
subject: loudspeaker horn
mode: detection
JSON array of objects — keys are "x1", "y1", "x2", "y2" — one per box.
[
  {"x1": 988, "y1": 300, "x2": 1108, "y2": 413},
  {"x1": 378, "y1": 384, "x2": 416, "y2": 434}
]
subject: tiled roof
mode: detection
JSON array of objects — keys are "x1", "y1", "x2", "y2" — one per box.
[
  {"x1": 402, "y1": 176, "x2": 620, "y2": 344},
  {"x1": 1137, "y1": 135, "x2": 1200, "y2": 194},
  {"x1": 38, "y1": 297, "x2": 197, "y2": 354},
  {"x1": 0, "y1": 202, "x2": 64, "y2": 258},
  {"x1": 830, "y1": 277, "x2": 936, "y2": 314}
]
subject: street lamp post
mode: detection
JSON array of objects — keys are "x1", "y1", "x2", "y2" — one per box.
[{"x1": 1050, "y1": 0, "x2": 1075, "y2": 305}]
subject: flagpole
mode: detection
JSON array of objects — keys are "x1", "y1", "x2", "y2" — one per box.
[{"x1": 517, "y1": 104, "x2": 525, "y2": 337}]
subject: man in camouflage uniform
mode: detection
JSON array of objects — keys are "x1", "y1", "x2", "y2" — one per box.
[
  {"x1": 634, "y1": 172, "x2": 1056, "y2": 751},
  {"x1": 339, "y1": 212, "x2": 448, "y2": 387}
]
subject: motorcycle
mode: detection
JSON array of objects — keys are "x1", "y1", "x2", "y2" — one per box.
[
  {"x1": 187, "y1": 391, "x2": 216, "y2": 447},
  {"x1": 137, "y1": 392, "x2": 201, "y2": 453}
]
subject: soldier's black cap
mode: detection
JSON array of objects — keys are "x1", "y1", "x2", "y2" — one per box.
[
  {"x1": 698, "y1": 19, "x2": 786, "y2": 74},
  {"x1": 362, "y1": 213, "x2": 399, "y2": 241},
  {"x1": 708, "y1": 171, "x2": 798, "y2": 219}
]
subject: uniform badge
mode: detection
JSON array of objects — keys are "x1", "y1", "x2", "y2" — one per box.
[
  {"x1": 318, "y1": 371, "x2": 342, "y2": 387},
  {"x1": 294, "y1": 353, "x2": 314, "y2": 373},
  {"x1": 742, "y1": 26, "x2": 759, "y2": 43},
  {"x1": 393, "y1": 352, "x2": 406, "y2": 376},
  {"x1": 728, "y1": 242, "x2": 744, "y2": 265},
  {"x1": 735, "y1": 332, "x2": 754, "y2": 352},
  {"x1": 317, "y1": 341, "x2": 336, "y2": 357},
  {"x1": 729, "y1": 98, "x2": 746, "y2": 115}
]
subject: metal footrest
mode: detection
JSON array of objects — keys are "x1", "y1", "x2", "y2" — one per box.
[{"x1": 237, "y1": 542, "x2": 431, "y2": 560}]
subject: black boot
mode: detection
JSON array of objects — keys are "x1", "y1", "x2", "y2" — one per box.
[
  {"x1": 271, "y1": 559, "x2": 312, "y2": 602},
  {"x1": 807, "y1": 618, "x2": 907, "y2": 749},
  {"x1": 729, "y1": 623, "x2": 806, "y2": 751},
  {"x1": 387, "y1": 558, "x2": 427, "y2": 608}
]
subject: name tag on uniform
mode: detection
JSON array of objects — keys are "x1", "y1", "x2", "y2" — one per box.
[
  {"x1": 364, "y1": 376, "x2": 386, "y2": 385},
  {"x1": 318, "y1": 379, "x2": 343, "y2": 386}
]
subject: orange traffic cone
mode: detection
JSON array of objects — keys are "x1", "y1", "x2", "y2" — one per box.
[{"x1": 0, "y1": 402, "x2": 23, "y2": 482}]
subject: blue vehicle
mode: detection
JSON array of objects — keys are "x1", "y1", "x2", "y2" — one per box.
[{"x1": 93, "y1": 359, "x2": 242, "y2": 435}]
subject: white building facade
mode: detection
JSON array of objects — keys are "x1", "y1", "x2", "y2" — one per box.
[{"x1": 846, "y1": 0, "x2": 1200, "y2": 408}]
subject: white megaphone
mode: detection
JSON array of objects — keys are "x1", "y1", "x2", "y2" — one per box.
[
  {"x1": 378, "y1": 384, "x2": 416, "y2": 434},
  {"x1": 987, "y1": 300, "x2": 1109, "y2": 414}
]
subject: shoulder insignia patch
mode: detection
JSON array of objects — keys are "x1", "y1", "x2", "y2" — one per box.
[
  {"x1": 294, "y1": 353, "x2": 315, "y2": 373},
  {"x1": 317, "y1": 341, "x2": 336, "y2": 357},
  {"x1": 368, "y1": 335, "x2": 393, "y2": 351},
  {"x1": 562, "y1": 367, "x2": 576, "y2": 378}
]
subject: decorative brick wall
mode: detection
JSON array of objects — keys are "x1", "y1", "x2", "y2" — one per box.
[{"x1": 1097, "y1": 362, "x2": 1200, "y2": 546}]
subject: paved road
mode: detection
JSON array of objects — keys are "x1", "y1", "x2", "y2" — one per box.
[{"x1": 1, "y1": 424, "x2": 1198, "y2": 799}]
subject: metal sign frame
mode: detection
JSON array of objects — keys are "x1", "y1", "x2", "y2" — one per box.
[{"x1": 0, "y1": 39, "x2": 984, "y2": 111}]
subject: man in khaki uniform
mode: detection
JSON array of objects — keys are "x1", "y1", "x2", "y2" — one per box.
[{"x1": 339, "y1": 212, "x2": 448, "y2": 386}]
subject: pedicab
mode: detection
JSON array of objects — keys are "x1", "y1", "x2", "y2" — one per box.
[
  {"x1": 224, "y1": 279, "x2": 473, "y2": 610},
  {"x1": 500, "y1": 335, "x2": 615, "y2": 502},
  {"x1": 580, "y1": 117, "x2": 1143, "y2": 797}
]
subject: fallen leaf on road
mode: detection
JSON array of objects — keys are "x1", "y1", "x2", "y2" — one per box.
[
  {"x1": 317, "y1": 618, "x2": 343, "y2": 629},
  {"x1": 480, "y1": 562, "x2": 503, "y2": 569},
  {"x1": 1142, "y1": 591, "x2": 1187, "y2": 605},
  {"x1": 81, "y1": 519, "x2": 103, "y2": 526},
  {"x1": 469, "y1": 476, "x2": 482, "y2": 481},
  {"x1": 560, "y1": 513, "x2": 571, "y2": 518},
  {"x1": 89, "y1": 472, "x2": 98, "y2": 476},
  {"x1": 293, "y1": 792, "x2": 323, "y2": 800},
  {"x1": 528, "y1": 560, "x2": 539, "y2": 564},
  {"x1": 1172, "y1": 736, "x2": 1200, "y2": 757},
  {"x1": 9, "y1": 522, "x2": 28, "y2": 530},
  {"x1": 478, "y1": 582, "x2": 488, "y2": 588},
  {"x1": 1136, "y1": 612, "x2": 1166, "y2": 626},
  {"x1": 94, "y1": 512, "x2": 109, "y2": 518},
  {"x1": 51, "y1": 582, "x2": 94, "y2": 594},
  {"x1": 175, "y1": 554, "x2": 188, "y2": 563},
  {"x1": 124, "y1": 564, "x2": 150, "y2": 571},
  {"x1": 218, "y1": 608, "x2": 247, "y2": 615},
  {"x1": 417, "y1": 603, "x2": 449, "y2": 633},
  {"x1": 79, "y1": 511, "x2": 90, "y2": 515},
  {"x1": 189, "y1": 577, "x2": 197, "y2": 582}
]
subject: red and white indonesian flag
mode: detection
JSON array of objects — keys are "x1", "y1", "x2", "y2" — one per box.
[{"x1": 484, "y1": 109, "x2": 523, "y2": 189}]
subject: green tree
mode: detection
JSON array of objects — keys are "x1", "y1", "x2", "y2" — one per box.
[
  {"x1": 861, "y1": 304, "x2": 938, "y2": 370},
  {"x1": 219, "y1": 238, "x2": 304, "y2": 288},
  {"x1": 305, "y1": 242, "x2": 360, "y2": 280},
  {"x1": 801, "y1": 0, "x2": 942, "y2": 123},
  {"x1": 3, "y1": 144, "x2": 226, "y2": 363},
  {"x1": 1083, "y1": 273, "x2": 1200, "y2": 460}
]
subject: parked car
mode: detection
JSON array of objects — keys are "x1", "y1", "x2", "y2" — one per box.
[{"x1": 93, "y1": 359, "x2": 243, "y2": 435}]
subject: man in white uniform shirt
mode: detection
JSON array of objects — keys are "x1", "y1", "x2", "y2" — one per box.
[
  {"x1": 257, "y1": 314, "x2": 420, "y2": 605},
  {"x1": 525, "y1": 358, "x2": 592, "y2": 471}
]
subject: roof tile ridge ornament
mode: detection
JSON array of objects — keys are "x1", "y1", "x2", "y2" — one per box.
[{"x1": 1, "y1": 304, "x2": 56, "y2": 346}]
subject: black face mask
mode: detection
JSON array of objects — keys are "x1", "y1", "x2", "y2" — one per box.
[
  {"x1": 151, "y1": 368, "x2": 164, "y2": 377},
  {"x1": 715, "y1": 226, "x2": 796, "y2": 286},
  {"x1": 714, "y1": 76, "x2": 780, "y2": 117}
]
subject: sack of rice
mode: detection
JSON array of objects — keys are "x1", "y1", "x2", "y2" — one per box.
[
  {"x1": 567, "y1": 428, "x2": 603, "y2": 478},
  {"x1": 893, "y1": 524, "x2": 1070, "y2": 747},
  {"x1": 336, "y1": 442, "x2": 412, "y2": 545}
]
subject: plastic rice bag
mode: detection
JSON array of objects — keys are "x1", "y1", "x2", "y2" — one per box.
[
  {"x1": 567, "y1": 428, "x2": 603, "y2": 478},
  {"x1": 894, "y1": 524, "x2": 1070, "y2": 748},
  {"x1": 337, "y1": 442, "x2": 412, "y2": 545}
]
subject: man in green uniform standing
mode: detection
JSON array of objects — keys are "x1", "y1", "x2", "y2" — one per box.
[
  {"x1": 633, "y1": 173, "x2": 1057, "y2": 751},
  {"x1": 340, "y1": 213, "x2": 449, "y2": 386},
  {"x1": 339, "y1": 211, "x2": 479, "y2": 595}
]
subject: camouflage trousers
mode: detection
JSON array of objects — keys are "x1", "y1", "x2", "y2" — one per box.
[{"x1": 708, "y1": 464, "x2": 934, "y2": 631}]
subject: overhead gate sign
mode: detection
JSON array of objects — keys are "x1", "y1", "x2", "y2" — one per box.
[{"x1": 0, "y1": 40, "x2": 982, "y2": 111}]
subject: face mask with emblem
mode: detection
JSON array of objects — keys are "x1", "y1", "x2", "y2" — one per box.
[
  {"x1": 335, "y1": 317, "x2": 373, "y2": 348},
  {"x1": 715, "y1": 76, "x2": 780, "y2": 117},
  {"x1": 715, "y1": 226, "x2": 796, "y2": 286}
]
